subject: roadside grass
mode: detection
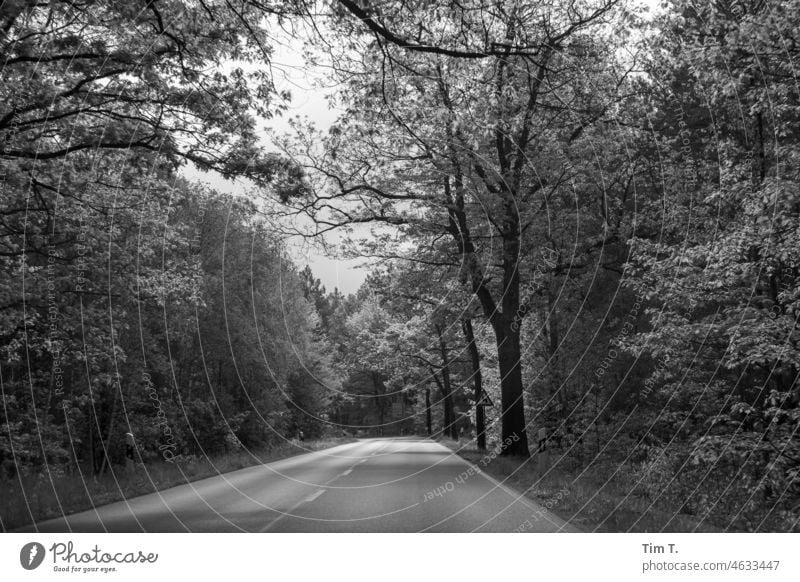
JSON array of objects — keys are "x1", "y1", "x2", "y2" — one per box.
[
  {"x1": 440, "y1": 438, "x2": 720, "y2": 533},
  {"x1": 0, "y1": 437, "x2": 354, "y2": 531}
]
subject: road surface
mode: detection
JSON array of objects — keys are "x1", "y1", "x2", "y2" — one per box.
[{"x1": 20, "y1": 438, "x2": 577, "y2": 532}]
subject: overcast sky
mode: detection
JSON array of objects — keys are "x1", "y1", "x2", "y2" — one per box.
[{"x1": 184, "y1": 20, "x2": 369, "y2": 296}]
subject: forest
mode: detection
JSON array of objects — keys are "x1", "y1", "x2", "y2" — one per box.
[{"x1": 1, "y1": 0, "x2": 799, "y2": 532}]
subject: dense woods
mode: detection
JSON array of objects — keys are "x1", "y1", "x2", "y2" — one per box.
[{"x1": 2, "y1": 0, "x2": 799, "y2": 531}]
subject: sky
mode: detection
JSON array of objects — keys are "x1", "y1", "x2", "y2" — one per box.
[
  {"x1": 268, "y1": 22, "x2": 371, "y2": 295},
  {"x1": 183, "y1": 20, "x2": 369, "y2": 295}
]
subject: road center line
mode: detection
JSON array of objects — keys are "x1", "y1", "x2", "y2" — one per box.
[{"x1": 303, "y1": 489, "x2": 325, "y2": 503}]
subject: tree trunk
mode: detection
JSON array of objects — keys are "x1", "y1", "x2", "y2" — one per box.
[
  {"x1": 442, "y1": 173, "x2": 530, "y2": 456},
  {"x1": 370, "y1": 372, "x2": 387, "y2": 436},
  {"x1": 431, "y1": 371, "x2": 454, "y2": 439},
  {"x1": 425, "y1": 387, "x2": 432, "y2": 436},
  {"x1": 435, "y1": 327, "x2": 457, "y2": 439},
  {"x1": 494, "y1": 322, "x2": 530, "y2": 456},
  {"x1": 462, "y1": 318, "x2": 486, "y2": 450},
  {"x1": 98, "y1": 382, "x2": 119, "y2": 475},
  {"x1": 89, "y1": 416, "x2": 97, "y2": 474},
  {"x1": 492, "y1": 196, "x2": 531, "y2": 456},
  {"x1": 546, "y1": 284, "x2": 567, "y2": 419}
]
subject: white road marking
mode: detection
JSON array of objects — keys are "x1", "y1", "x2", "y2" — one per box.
[
  {"x1": 304, "y1": 489, "x2": 325, "y2": 503},
  {"x1": 340, "y1": 469, "x2": 352, "y2": 476}
]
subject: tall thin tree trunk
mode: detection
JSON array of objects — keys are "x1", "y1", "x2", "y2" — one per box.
[
  {"x1": 425, "y1": 387, "x2": 432, "y2": 436},
  {"x1": 431, "y1": 371, "x2": 452, "y2": 438},
  {"x1": 546, "y1": 284, "x2": 567, "y2": 419},
  {"x1": 98, "y1": 382, "x2": 119, "y2": 475},
  {"x1": 89, "y1": 417, "x2": 96, "y2": 474},
  {"x1": 462, "y1": 318, "x2": 486, "y2": 450},
  {"x1": 435, "y1": 326, "x2": 457, "y2": 439},
  {"x1": 371, "y1": 372, "x2": 386, "y2": 436}
]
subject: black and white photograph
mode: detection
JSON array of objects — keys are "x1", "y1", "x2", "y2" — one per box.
[{"x1": 1, "y1": 0, "x2": 799, "y2": 578}]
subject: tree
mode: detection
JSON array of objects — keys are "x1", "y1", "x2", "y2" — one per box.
[
  {"x1": 1, "y1": 0, "x2": 301, "y2": 183},
  {"x1": 0, "y1": 1, "x2": 325, "y2": 484},
  {"x1": 281, "y1": 0, "x2": 626, "y2": 455},
  {"x1": 462, "y1": 317, "x2": 487, "y2": 450},
  {"x1": 619, "y1": 0, "x2": 800, "y2": 528}
]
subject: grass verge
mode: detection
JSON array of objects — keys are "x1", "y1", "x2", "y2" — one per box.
[
  {"x1": 440, "y1": 438, "x2": 720, "y2": 532},
  {"x1": 1, "y1": 437, "x2": 355, "y2": 531}
]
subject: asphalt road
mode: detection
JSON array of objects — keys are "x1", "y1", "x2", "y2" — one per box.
[{"x1": 22, "y1": 438, "x2": 577, "y2": 533}]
